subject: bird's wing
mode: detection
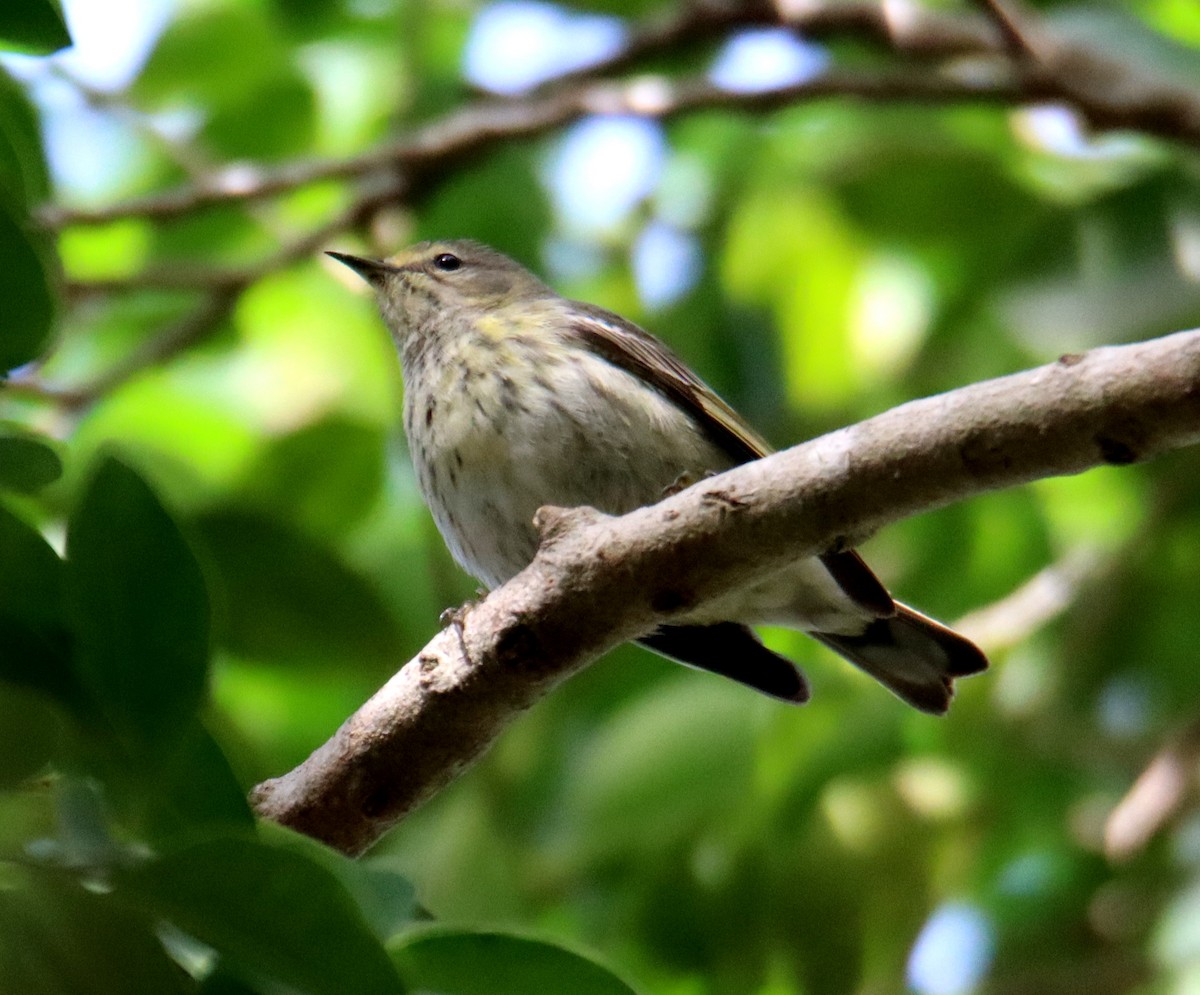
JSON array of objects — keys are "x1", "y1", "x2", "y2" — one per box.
[
  {"x1": 566, "y1": 303, "x2": 894, "y2": 617},
  {"x1": 566, "y1": 302, "x2": 772, "y2": 463}
]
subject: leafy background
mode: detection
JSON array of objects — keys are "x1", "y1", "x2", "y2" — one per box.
[{"x1": 2, "y1": 0, "x2": 1200, "y2": 992}]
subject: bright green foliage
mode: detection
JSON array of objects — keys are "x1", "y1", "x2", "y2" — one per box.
[{"x1": 2, "y1": 0, "x2": 1200, "y2": 992}]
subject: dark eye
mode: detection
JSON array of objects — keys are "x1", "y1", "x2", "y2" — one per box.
[{"x1": 433, "y1": 253, "x2": 462, "y2": 272}]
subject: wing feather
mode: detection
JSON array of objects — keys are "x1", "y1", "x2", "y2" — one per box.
[
  {"x1": 566, "y1": 302, "x2": 771, "y2": 464},
  {"x1": 564, "y1": 303, "x2": 894, "y2": 617}
]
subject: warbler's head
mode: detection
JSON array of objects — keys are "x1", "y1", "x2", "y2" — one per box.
[{"x1": 327, "y1": 239, "x2": 552, "y2": 341}]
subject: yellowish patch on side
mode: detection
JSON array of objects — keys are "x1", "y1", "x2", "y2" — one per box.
[{"x1": 474, "y1": 313, "x2": 511, "y2": 341}]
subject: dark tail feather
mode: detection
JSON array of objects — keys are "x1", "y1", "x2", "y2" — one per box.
[
  {"x1": 810, "y1": 603, "x2": 988, "y2": 715},
  {"x1": 639, "y1": 623, "x2": 810, "y2": 704}
]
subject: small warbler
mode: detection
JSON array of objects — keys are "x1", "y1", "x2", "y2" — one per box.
[{"x1": 329, "y1": 239, "x2": 986, "y2": 713}]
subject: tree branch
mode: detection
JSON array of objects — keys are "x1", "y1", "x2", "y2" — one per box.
[
  {"x1": 41, "y1": 0, "x2": 1200, "y2": 230},
  {"x1": 250, "y1": 329, "x2": 1200, "y2": 856},
  {"x1": 6, "y1": 176, "x2": 409, "y2": 409},
  {"x1": 974, "y1": 0, "x2": 1042, "y2": 63}
]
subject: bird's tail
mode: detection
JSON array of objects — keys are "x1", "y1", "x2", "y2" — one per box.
[
  {"x1": 639, "y1": 623, "x2": 811, "y2": 703},
  {"x1": 810, "y1": 603, "x2": 988, "y2": 714}
]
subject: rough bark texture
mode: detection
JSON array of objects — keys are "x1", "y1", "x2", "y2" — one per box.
[{"x1": 250, "y1": 329, "x2": 1200, "y2": 855}]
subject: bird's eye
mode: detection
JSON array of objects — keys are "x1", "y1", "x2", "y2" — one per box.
[{"x1": 433, "y1": 253, "x2": 462, "y2": 272}]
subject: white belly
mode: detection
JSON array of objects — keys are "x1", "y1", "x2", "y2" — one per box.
[
  {"x1": 403, "y1": 339, "x2": 874, "y2": 637},
  {"x1": 405, "y1": 345, "x2": 723, "y2": 589}
]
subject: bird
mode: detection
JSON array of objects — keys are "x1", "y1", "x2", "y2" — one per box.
[{"x1": 328, "y1": 239, "x2": 987, "y2": 713}]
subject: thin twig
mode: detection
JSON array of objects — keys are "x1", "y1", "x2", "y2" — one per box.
[
  {"x1": 974, "y1": 0, "x2": 1042, "y2": 63},
  {"x1": 954, "y1": 545, "x2": 1103, "y2": 652},
  {"x1": 9, "y1": 291, "x2": 241, "y2": 411},
  {"x1": 1106, "y1": 717, "x2": 1200, "y2": 862}
]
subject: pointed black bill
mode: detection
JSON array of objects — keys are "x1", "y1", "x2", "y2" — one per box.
[{"x1": 326, "y1": 251, "x2": 394, "y2": 285}]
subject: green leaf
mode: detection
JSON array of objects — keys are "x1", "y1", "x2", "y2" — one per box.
[
  {"x1": 0, "y1": 681, "x2": 63, "y2": 788},
  {"x1": 241, "y1": 419, "x2": 386, "y2": 537},
  {"x1": 390, "y1": 928, "x2": 639, "y2": 995},
  {"x1": 0, "y1": 430, "x2": 62, "y2": 492},
  {"x1": 416, "y1": 145, "x2": 550, "y2": 266},
  {"x1": 78, "y1": 719, "x2": 250, "y2": 847},
  {"x1": 268, "y1": 0, "x2": 342, "y2": 37},
  {"x1": 196, "y1": 511, "x2": 402, "y2": 669},
  {"x1": 196, "y1": 968, "x2": 265, "y2": 995},
  {"x1": 0, "y1": 1, "x2": 70, "y2": 56},
  {"x1": 721, "y1": 186, "x2": 865, "y2": 411},
  {"x1": 134, "y1": 7, "x2": 288, "y2": 108},
  {"x1": 0, "y1": 503, "x2": 76, "y2": 705},
  {"x1": 0, "y1": 198, "x2": 55, "y2": 371},
  {"x1": 0, "y1": 67, "x2": 51, "y2": 207},
  {"x1": 146, "y1": 723, "x2": 255, "y2": 837},
  {"x1": 565, "y1": 677, "x2": 758, "y2": 856},
  {"x1": 204, "y1": 72, "x2": 315, "y2": 160},
  {"x1": 261, "y1": 823, "x2": 418, "y2": 942},
  {"x1": 66, "y1": 458, "x2": 210, "y2": 752},
  {"x1": 119, "y1": 837, "x2": 403, "y2": 995},
  {"x1": 0, "y1": 867, "x2": 192, "y2": 995}
]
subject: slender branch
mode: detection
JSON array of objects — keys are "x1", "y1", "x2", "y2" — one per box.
[
  {"x1": 1105, "y1": 716, "x2": 1200, "y2": 862},
  {"x1": 2, "y1": 292, "x2": 238, "y2": 408},
  {"x1": 9, "y1": 176, "x2": 409, "y2": 408},
  {"x1": 954, "y1": 545, "x2": 1103, "y2": 652},
  {"x1": 974, "y1": 0, "x2": 1042, "y2": 63},
  {"x1": 40, "y1": 66, "x2": 1025, "y2": 230},
  {"x1": 251, "y1": 329, "x2": 1200, "y2": 855},
  {"x1": 42, "y1": 0, "x2": 1200, "y2": 231}
]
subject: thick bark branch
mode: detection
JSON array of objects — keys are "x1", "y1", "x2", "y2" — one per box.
[{"x1": 251, "y1": 329, "x2": 1200, "y2": 856}]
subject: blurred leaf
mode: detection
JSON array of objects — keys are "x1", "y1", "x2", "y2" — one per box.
[
  {"x1": 0, "y1": 1, "x2": 70, "y2": 55},
  {"x1": 119, "y1": 837, "x2": 402, "y2": 995},
  {"x1": 137, "y1": 722, "x2": 254, "y2": 836},
  {"x1": 241, "y1": 419, "x2": 386, "y2": 537},
  {"x1": 400, "y1": 2, "x2": 472, "y2": 120},
  {"x1": 196, "y1": 510, "x2": 402, "y2": 669},
  {"x1": 1145, "y1": 0, "x2": 1200, "y2": 46},
  {"x1": 0, "y1": 199, "x2": 55, "y2": 371},
  {"x1": 0, "y1": 867, "x2": 191, "y2": 995},
  {"x1": 58, "y1": 220, "x2": 151, "y2": 280},
  {"x1": 416, "y1": 145, "x2": 551, "y2": 265},
  {"x1": 66, "y1": 458, "x2": 210, "y2": 752},
  {"x1": 0, "y1": 429, "x2": 62, "y2": 492},
  {"x1": 722, "y1": 185, "x2": 864, "y2": 411},
  {"x1": 204, "y1": 72, "x2": 315, "y2": 160},
  {"x1": 390, "y1": 928, "x2": 639, "y2": 995},
  {"x1": 261, "y1": 823, "x2": 419, "y2": 941},
  {"x1": 0, "y1": 681, "x2": 63, "y2": 788},
  {"x1": 1047, "y1": 6, "x2": 1200, "y2": 87},
  {"x1": 134, "y1": 7, "x2": 287, "y2": 108},
  {"x1": 196, "y1": 969, "x2": 263, "y2": 995},
  {"x1": 0, "y1": 67, "x2": 50, "y2": 206},
  {"x1": 0, "y1": 503, "x2": 76, "y2": 704},
  {"x1": 146, "y1": 202, "x2": 272, "y2": 266},
  {"x1": 565, "y1": 677, "x2": 758, "y2": 855},
  {"x1": 48, "y1": 776, "x2": 123, "y2": 869},
  {"x1": 269, "y1": 0, "x2": 342, "y2": 37}
]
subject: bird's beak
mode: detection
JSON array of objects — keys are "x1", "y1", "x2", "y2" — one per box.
[{"x1": 326, "y1": 251, "x2": 396, "y2": 285}]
